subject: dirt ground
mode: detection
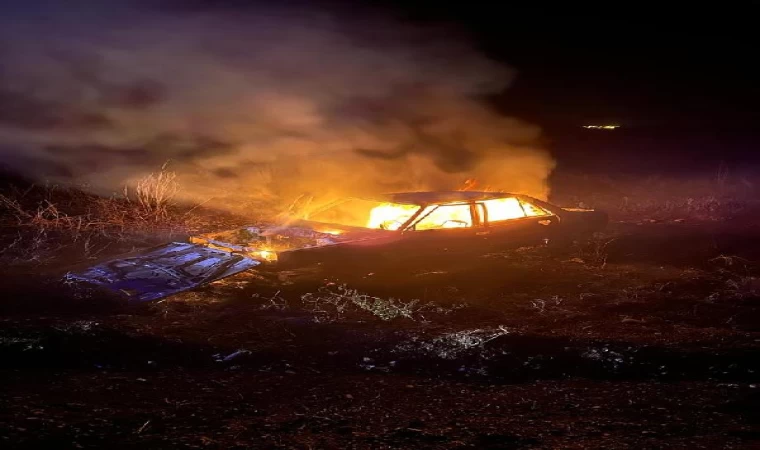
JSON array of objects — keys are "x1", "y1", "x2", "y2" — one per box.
[{"x1": 2, "y1": 219, "x2": 760, "y2": 449}]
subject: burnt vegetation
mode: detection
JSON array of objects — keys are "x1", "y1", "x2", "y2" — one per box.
[
  {"x1": 0, "y1": 165, "x2": 252, "y2": 268},
  {"x1": 1, "y1": 166, "x2": 760, "y2": 449}
]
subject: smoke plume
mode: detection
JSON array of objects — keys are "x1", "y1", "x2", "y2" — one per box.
[{"x1": 0, "y1": 1, "x2": 555, "y2": 211}]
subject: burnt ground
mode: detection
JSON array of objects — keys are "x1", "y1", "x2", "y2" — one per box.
[{"x1": 2, "y1": 220, "x2": 760, "y2": 449}]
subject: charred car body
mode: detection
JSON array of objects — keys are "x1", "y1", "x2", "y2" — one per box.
[
  {"x1": 70, "y1": 191, "x2": 607, "y2": 302},
  {"x1": 191, "y1": 191, "x2": 607, "y2": 267}
]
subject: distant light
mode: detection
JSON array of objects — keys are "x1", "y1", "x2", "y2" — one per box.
[{"x1": 583, "y1": 125, "x2": 620, "y2": 130}]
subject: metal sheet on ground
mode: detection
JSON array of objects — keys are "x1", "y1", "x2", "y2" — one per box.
[{"x1": 67, "y1": 242, "x2": 260, "y2": 302}]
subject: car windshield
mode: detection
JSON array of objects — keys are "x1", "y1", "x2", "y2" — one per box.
[{"x1": 306, "y1": 198, "x2": 421, "y2": 230}]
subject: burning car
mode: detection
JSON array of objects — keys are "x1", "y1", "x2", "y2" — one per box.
[{"x1": 69, "y1": 191, "x2": 607, "y2": 302}]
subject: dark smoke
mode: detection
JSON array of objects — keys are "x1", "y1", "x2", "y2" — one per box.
[{"x1": 0, "y1": 1, "x2": 554, "y2": 210}]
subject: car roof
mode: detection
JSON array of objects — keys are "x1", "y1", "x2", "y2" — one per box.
[{"x1": 371, "y1": 191, "x2": 527, "y2": 205}]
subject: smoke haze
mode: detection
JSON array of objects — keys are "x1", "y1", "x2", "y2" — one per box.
[{"x1": 0, "y1": 1, "x2": 555, "y2": 211}]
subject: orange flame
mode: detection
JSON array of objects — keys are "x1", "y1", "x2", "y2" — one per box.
[
  {"x1": 366, "y1": 203, "x2": 419, "y2": 230},
  {"x1": 365, "y1": 196, "x2": 548, "y2": 230}
]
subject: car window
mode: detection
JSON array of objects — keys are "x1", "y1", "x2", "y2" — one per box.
[
  {"x1": 308, "y1": 198, "x2": 420, "y2": 229},
  {"x1": 482, "y1": 198, "x2": 526, "y2": 222},
  {"x1": 367, "y1": 203, "x2": 420, "y2": 230},
  {"x1": 519, "y1": 200, "x2": 550, "y2": 216},
  {"x1": 413, "y1": 204, "x2": 472, "y2": 230}
]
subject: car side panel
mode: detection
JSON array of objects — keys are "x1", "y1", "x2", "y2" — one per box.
[{"x1": 476, "y1": 215, "x2": 559, "y2": 250}]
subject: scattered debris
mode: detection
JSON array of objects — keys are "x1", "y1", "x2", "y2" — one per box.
[
  {"x1": 415, "y1": 270, "x2": 447, "y2": 276},
  {"x1": 302, "y1": 285, "x2": 420, "y2": 322},
  {"x1": 621, "y1": 317, "x2": 645, "y2": 324},
  {"x1": 136, "y1": 420, "x2": 151, "y2": 435},
  {"x1": 214, "y1": 349, "x2": 252, "y2": 362},
  {"x1": 581, "y1": 347, "x2": 629, "y2": 372},
  {"x1": 0, "y1": 336, "x2": 44, "y2": 352},
  {"x1": 395, "y1": 326, "x2": 510, "y2": 360},
  {"x1": 51, "y1": 320, "x2": 100, "y2": 334},
  {"x1": 564, "y1": 257, "x2": 586, "y2": 264}
]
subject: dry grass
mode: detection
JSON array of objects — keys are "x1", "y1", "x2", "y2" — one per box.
[
  {"x1": 132, "y1": 162, "x2": 179, "y2": 221},
  {"x1": 571, "y1": 233, "x2": 618, "y2": 269},
  {"x1": 552, "y1": 170, "x2": 759, "y2": 221},
  {"x1": 300, "y1": 284, "x2": 421, "y2": 322},
  {"x1": 0, "y1": 163, "x2": 284, "y2": 268},
  {"x1": 257, "y1": 283, "x2": 467, "y2": 323},
  {"x1": 0, "y1": 167, "x2": 179, "y2": 233},
  {"x1": 0, "y1": 165, "x2": 236, "y2": 267}
]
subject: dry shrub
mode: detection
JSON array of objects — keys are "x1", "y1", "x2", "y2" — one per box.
[
  {"x1": 259, "y1": 283, "x2": 467, "y2": 323},
  {"x1": 0, "y1": 165, "x2": 190, "y2": 266},
  {"x1": 133, "y1": 162, "x2": 179, "y2": 220},
  {"x1": 301, "y1": 284, "x2": 420, "y2": 322},
  {"x1": 393, "y1": 326, "x2": 510, "y2": 360},
  {"x1": 571, "y1": 232, "x2": 617, "y2": 268}
]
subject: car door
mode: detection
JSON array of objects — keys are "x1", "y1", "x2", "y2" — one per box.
[
  {"x1": 474, "y1": 197, "x2": 558, "y2": 250},
  {"x1": 392, "y1": 202, "x2": 484, "y2": 260},
  {"x1": 67, "y1": 242, "x2": 260, "y2": 303}
]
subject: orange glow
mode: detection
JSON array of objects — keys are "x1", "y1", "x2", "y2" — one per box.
[
  {"x1": 483, "y1": 198, "x2": 525, "y2": 221},
  {"x1": 458, "y1": 178, "x2": 493, "y2": 192},
  {"x1": 254, "y1": 250, "x2": 278, "y2": 262},
  {"x1": 415, "y1": 204, "x2": 472, "y2": 229},
  {"x1": 520, "y1": 201, "x2": 549, "y2": 217},
  {"x1": 366, "y1": 203, "x2": 473, "y2": 230},
  {"x1": 365, "y1": 197, "x2": 549, "y2": 230},
  {"x1": 366, "y1": 203, "x2": 419, "y2": 230},
  {"x1": 483, "y1": 197, "x2": 548, "y2": 222}
]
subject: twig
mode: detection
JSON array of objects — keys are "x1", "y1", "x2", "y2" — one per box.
[
  {"x1": 183, "y1": 196, "x2": 216, "y2": 216},
  {"x1": 136, "y1": 420, "x2": 151, "y2": 434}
]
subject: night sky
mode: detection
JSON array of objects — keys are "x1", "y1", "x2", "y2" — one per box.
[{"x1": 382, "y1": 2, "x2": 760, "y2": 131}]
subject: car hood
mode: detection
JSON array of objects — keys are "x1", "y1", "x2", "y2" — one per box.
[{"x1": 189, "y1": 221, "x2": 389, "y2": 261}]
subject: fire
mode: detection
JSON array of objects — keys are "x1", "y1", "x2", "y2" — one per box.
[
  {"x1": 366, "y1": 203, "x2": 419, "y2": 230},
  {"x1": 460, "y1": 178, "x2": 478, "y2": 191},
  {"x1": 416, "y1": 204, "x2": 471, "y2": 229},
  {"x1": 253, "y1": 249, "x2": 278, "y2": 262},
  {"x1": 458, "y1": 178, "x2": 493, "y2": 192},
  {"x1": 365, "y1": 197, "x2": 548, "y2": 231},
  {"x1": 483, "y1": 198, "x2": 525, "y2": 221},
  {"x1": 520, "y1": 200, "x2": 548, "y2": 216},
  {"x1": 366, "y1": 202, "x2": 472, "y2": 230},
  {"x1": 483, "y1": 197, "x2": 547, "y2": 221},
  {"x1": 316, "y1": 228, "x2": 343, "y2": 235}
]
